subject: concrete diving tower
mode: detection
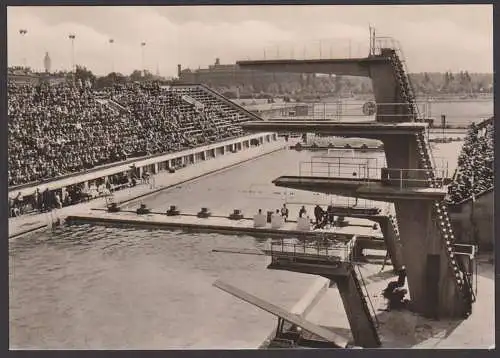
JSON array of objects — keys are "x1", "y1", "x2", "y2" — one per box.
[
  {"x1": 243, "y1": 120, "x2": 475, "y2": 319},
  {"x1": 238, "y1": 40, "x2": 475, "y2": 320}
]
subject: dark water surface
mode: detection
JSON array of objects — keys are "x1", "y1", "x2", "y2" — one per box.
[{"x1": 9, "y1": 224, "x2": 317, "y2": 349}]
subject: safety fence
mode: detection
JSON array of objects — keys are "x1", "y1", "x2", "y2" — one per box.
[
  {"x1": 297, "y1": 161, "x2": 449, "y2": 189},
  {"x1": 267, "y1": 237, "x2": 356, "y2": 263},
  {"x1": 254, "y1": 101, "x2": 491, "y2": 126},
  {"x1": 241, "y1": 38, "x2": 370, "y2": 61}
]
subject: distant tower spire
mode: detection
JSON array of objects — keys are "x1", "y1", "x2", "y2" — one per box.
[
  {"x1": 43, "y1": 51, "x2": 51, "y2": 73},
  {"x1": 156, "y1": 62, "x2": 160, "y2": 76}
]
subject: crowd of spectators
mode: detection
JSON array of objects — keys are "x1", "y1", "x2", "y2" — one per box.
[
  {"x1": 8, "y1": 80, "x2": 252, "y2": 188},
  {"x1": 447, "y1": 119, "x2": 494, "y2": 203},
  {"x1": 8, "y1": 80, "x2": 131, "y2": 187}
]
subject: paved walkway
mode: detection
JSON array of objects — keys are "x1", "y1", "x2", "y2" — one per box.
[
  {"x1": 9, "y1": 140, "x2": 286, "y2": 238},
  {"x1": 69, "y1": 208, "x2": 382, "y2": 235},
  {"x1": 305, "y1": 258, "x2": 495, "y2": 349}
]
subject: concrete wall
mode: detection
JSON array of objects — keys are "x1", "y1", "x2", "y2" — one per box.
[
  {"x1": 382, "y1": 134, "x2": 427, "y2": 183},
  {"x1": 449, "y1": 190, "x2": 494, "y2": 251},
  {"x1": 369, "y1": 62, "x2": 402, "y2": 123},
  {"x1": 383, "y1": 135, "x2": 414, "y2": 172}
]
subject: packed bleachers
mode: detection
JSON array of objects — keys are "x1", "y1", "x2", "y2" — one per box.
[
  {"x1": 447, "y1": 118, "x2": 494, "y2": 204},
  {"x1": 8, "y1": 80, "x2": 130, "y2": 187},
  {"x1": 106, "y1": 83, "x2": 246, "y2": 149},
  {"x1": 8, "y1": 81, "x2": 256, "y2": 189}
]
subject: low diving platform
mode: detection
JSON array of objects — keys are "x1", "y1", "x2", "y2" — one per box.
[
  {"x1": 262, "y1": 238, "x2": 382, "y2": 348},
  {"x1": 263, "y1": 238, "x2": 356, "y2": 277}
]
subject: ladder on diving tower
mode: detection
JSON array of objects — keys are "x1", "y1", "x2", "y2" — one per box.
[
  {"x1": 375, "y1": 37, "x2": 475, "y2": 317},
  {"x1": 414, "y1": 108, "x2": 475, "y2": 317},
  {"x1": 375, "y1": 37, "x2": 421, "y2": 122}
]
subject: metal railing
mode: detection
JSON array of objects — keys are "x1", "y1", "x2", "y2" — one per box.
[
  {"x1": 355, "y1": 265, "x2": 380, "y2": 328},
  {"x1": 282, "y1": 196, "x2": 387, "y2": 213},
  {"x1": 299, "y1": 161, "x2": 374, "y2": 180},
  {"x1": 241, "y1": 38, "x2": 370, "y2": 61},
  {"x1": 381, "y1": 167, "x2": 449, "y2": 189},
  {"x1": 255, "y1": 101, "x2": 440, "y2": 122},
  {"x1": 297, "y1": 161, "x2": 449, "y2": 189},
  {"x1": 267, "y1": 237, "x2": 356, "y2": 263},
  {"x1": 416, "y1": 131, "x2": 438, "y2": 177},
  {"x1": 310, "y1": 156, "x2": 385, "y2": 170},
  {"x1": 251, "y1": 101, "x2": 491, "y2": 125}
]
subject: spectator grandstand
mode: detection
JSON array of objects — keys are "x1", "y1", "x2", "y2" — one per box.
[
  {"x1": 447, "y1": 117, "x2": 494, "y2": 204},
  {"x1": 8, "y1": 80, "x2": 260, "y2": 215}
]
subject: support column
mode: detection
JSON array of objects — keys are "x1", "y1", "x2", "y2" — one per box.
[
  {"x1": 382, "y1": 135, "x2": 418, "y2": 173},
  {"x1": 394, "y1": 199, "x2": 463, "y2": 318},
  {"x1": 329, "y1": 270, "x2": 381, "y2": 348},
  {"x1": 378, "y1": 217, "x2": 404, "y2": 271},
  {"x1": 425, "y1": 254, "x2": 441, "y2": 320}
]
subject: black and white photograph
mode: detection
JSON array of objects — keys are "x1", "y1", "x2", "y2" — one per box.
[{"x1": 7, "y1": 3, "x2": 494, "y2": 350}]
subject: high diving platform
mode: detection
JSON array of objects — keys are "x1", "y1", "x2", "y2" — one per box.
[
  {"x1": 237, "y1": 57, "x2": 386, "y2": 78},
  {"x1": 213, "y1": 34, "x2": 478, "y2": 351}
]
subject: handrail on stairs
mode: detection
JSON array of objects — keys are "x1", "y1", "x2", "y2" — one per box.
[{"x1": 354, "y1": 265, "x2": 380, "y2": 328}]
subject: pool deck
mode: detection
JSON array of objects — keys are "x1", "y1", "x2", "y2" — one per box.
[
  {"x1": 66, "y1": 209, "x2": 385, "y2": 245},
  {"x1": 304, "y1": 254, "x2": 495, "y2": 349}
]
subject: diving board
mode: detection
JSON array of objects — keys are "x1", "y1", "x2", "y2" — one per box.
[{"x1": 213, "y1": 279, "x2": 350, "y2": 348}]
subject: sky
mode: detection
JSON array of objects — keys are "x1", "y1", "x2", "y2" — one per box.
[{"x1": 7, "y1": 5, "x2": 493, "y2": 77}]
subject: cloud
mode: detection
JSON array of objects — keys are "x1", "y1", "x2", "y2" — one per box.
[{"x1": 7, "y1": 5, "x2": 493, "y2": 76}]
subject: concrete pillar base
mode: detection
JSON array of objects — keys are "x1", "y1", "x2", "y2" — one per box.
[
  {"x1": 328, "y1": 269, "x2": 381, "y2": 348},
  {"x1": 378, "y1": 216, "x2": 404, "y2": 271}
]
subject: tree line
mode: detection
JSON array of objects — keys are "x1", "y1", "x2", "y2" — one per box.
[{"x1": 46, "y1": 66, "x2": 494, "y2": 97}]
